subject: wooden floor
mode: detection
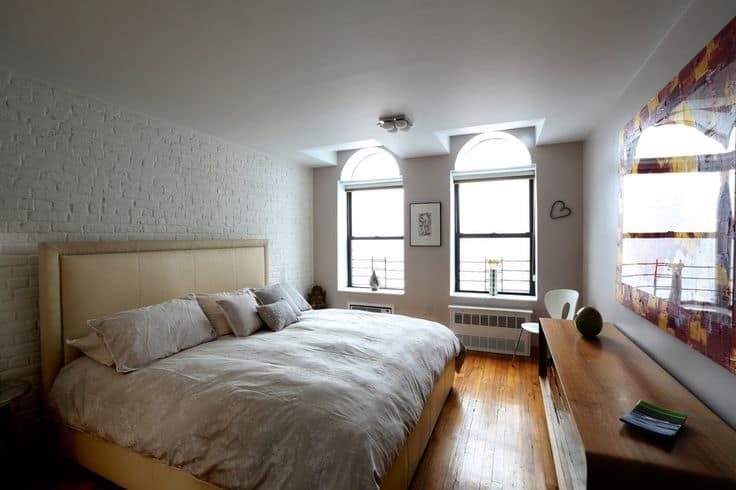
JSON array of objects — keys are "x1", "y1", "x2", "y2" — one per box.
[
  {"x1": 39, "y1": 352, "x2": 557, "y2": 489},
  {"x1": 411, "y1": 352, "x2": 557, "y2": 490}
]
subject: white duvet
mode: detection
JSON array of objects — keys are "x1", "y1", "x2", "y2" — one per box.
[{"x1": 50, "y1": 308, "x2": 461, "y2": 490}]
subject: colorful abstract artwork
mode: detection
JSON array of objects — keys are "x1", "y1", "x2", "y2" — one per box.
[{"x1": 617, "y1": 17, "x2": 736, "y2": 373}]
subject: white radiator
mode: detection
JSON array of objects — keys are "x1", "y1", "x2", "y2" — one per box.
[
  {"x1": 449, "y1": 305, "x2": 533, "y2": 356},
  {"x1": 347, "y1": 302, "x2": 394, "y2": 314}
]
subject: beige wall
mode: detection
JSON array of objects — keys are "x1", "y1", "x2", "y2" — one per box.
[
  {"x1": 313, "y1": 137, "x2": 583, "y2": 326},
  {"x1": 583, "y1": 1, "x2": 736, "y2": 429}
]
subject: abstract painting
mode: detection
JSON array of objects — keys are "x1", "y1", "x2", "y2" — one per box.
[{"x1": 617, "y1": 17, "x2": 736, "y2": 373}]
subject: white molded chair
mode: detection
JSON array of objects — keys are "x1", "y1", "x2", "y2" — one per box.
[
  {"x1": 544, "y1": 289, "x2": 580, "y2": 320},
  {"x1": 511, "y1": 288, "x2": 579, "y2": 365}
]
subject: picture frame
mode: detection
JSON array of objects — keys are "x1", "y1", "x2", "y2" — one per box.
[{"x1": 410, "y1": 202, "x2": 441, "y2": 247}]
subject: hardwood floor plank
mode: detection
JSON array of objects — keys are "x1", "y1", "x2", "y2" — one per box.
[{"x1": 411, "y1": 352, "x2": 557, "y2": 490}]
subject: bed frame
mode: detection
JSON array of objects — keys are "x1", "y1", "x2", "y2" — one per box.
[{"x1": 39, "y1": 239, "x2": 454, "y2": 490}]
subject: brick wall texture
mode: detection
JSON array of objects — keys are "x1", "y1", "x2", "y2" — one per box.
[{"x1": 0, "y1": 69, "x2": 314, "y2": 431}]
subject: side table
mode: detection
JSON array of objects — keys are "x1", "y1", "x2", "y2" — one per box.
[{"x1": 0, "y1": 379, "x2": 31, "y2": 463}]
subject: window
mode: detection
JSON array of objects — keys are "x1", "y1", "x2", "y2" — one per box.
[
  {"x1": 341, "y1": 148, "x2": 404, "y2": 290},
  {"x1": 453, "y1": 132, "x2": 535, "y2": 295}
]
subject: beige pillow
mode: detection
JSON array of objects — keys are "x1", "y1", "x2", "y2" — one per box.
[
  {"x1": 90, "y1": 298, "x2": 216, "y2": 373},
  {"x1": 195, "y1": 289, "x2": 252, "y2": 336},
  {"x1": 66, "y1": 332, "x2": 114, "y2": 367},
  {"x1": 216, "y1": 292, "x2": 264, "y2": 337}
]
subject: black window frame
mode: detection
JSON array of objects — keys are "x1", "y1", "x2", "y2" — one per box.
[
  {"x1": 453, "y1": 177, "x2": 536, "y2": 296},
  {"x1": 346, "y1": 187, "x2": 404, "y2": 290}
]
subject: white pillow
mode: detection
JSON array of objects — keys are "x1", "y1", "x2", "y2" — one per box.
[
  {"x1": 66, "y1": 332, "x2": 114, "y2": 367},
  {"x1": 216, "y1": 292, "x2": 264, "y2": 337},
  {"x1": 281, "y1": 283, "x2": 312, "y2": 312},
  {"x1": 89, "y1": 298, "x2": 216, "y2": 373}
]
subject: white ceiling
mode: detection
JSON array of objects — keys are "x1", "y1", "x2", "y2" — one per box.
[{"x1": 0, "y1": 0, "x2": 691, "y2": 165}]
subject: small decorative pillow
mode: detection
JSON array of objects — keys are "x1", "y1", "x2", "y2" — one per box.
[
  {"x1": 89, "y1": 298, "x2": 216, "y2": 373},
  {"x1": 281, "y1": 283, "x2": 312, "y2": 312},
  {"x1": 256, "y1": 300, "x2": 300, "y2": 331},
  {"x1": 216, "y1": 292, "x2": 264, "y2": 337},
  {"x1": 195, "y1": 289, "x2": 251, "y2": 336},
  {"x1": 251, "y1": 284, "x2": 301, "y2": 316},
  {"x1": 66, "y1": 332, "x2": 114, "y2": 367}
]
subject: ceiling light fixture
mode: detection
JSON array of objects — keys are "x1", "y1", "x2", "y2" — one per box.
[{"x1": 378, "y1": 114, "x2": 412, "y2": 132}]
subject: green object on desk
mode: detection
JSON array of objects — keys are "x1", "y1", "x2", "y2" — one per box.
[{"x1": 574, "y1": 306, "x2": 603, "y2": 338}]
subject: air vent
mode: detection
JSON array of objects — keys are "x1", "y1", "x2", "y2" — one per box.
[
  {"x1": 448, "y1": 305, "x2": 532, "y2": 356},
  {"x1": 347, "y1": 302, "x2": 394, "y2": 314}
]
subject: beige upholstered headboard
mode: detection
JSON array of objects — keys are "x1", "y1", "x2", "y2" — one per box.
[{"x1": 38, "y1": 239, "x2": 268, "y2": 399}]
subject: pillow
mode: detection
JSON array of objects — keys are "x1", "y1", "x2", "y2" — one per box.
[
  {"x1": 281, "y1": 283, "x2": 312, "y2": 312},
  {"x1": 256, "y1": 300, "x2": 300, "y2": 331},
  {"x1": 216, "y1": 292, "x2": 264, "y2": 337},
  {"x1": 89, "y1": 298, "x2": 216, "y2": 373},
  {"x1": 195, "y1": 289, "x2": 251, "y2": 336},
  {"x1": 66, "y1": 332, "x2": 114, "y2": 367},
  {"x1": 251, "y1": 284, "x2": 301, "y2": 316}
]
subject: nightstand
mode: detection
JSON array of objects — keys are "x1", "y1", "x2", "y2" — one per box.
[{"x1": 0, "y1": 379, "x2": 31, "y2": 462}]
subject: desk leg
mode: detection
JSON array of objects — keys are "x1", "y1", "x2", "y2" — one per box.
[{"x1": 539, "y1": 327, "x2": 548, "y2": 377}]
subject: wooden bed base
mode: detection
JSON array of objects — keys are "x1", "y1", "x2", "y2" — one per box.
[{"x1": 58, "y1": 360, "x2": 455, "y2": 490}]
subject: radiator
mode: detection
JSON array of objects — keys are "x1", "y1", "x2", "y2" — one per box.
[
  {"x1": 347, "y1": 302, "x2": 394, "y2": 314},
  {"x1": 448, "y1": 305, "x2": 533, "y2": 356}
]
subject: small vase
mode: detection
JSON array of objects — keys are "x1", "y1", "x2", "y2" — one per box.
[
  {"x1": 489, "y1": 269, "x2": 498, "y2": 296},
  {"x1": 369, "y1": 270, "x2": 380, "y2": 291}
]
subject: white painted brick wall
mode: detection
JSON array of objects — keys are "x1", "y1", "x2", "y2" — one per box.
[{"x1": 0, "y1": 69, "x2": 314, "y2": 432}]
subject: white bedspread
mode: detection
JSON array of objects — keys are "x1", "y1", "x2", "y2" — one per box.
[{"x1": 50, "y1": 309, "x2": 460, "y2": 490}]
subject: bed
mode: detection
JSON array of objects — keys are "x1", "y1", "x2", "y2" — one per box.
[{"x1": 39, "y1": 240, "x2": 460, "y2": 489}]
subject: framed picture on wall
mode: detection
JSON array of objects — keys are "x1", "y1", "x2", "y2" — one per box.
[{"x1": 410, "y1": 202, "x2": 441, "y2": 246}]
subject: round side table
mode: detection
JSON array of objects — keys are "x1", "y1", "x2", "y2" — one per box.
[{"x1": 512, "y1": 322, "x2": 539, "y2": 366}]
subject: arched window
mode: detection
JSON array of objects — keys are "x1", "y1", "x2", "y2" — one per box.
[
  {"x1": 341, "y1": 148, "x2": 404, "y2": 290},
  {"x1": 452, "y1": 132, "x2": 536, "y2": 296},
  {"x1": 455, "y1": 131, "x2": 532, "y2": 171},
  {"x1": 341, "y1": 147, "x2": 401, "y2": 181}
]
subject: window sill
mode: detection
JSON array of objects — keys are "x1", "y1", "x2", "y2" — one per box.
[
  {"x1": 449, "y1": 291, "x2": 537, "y2": 302},
  {"x1": 338, "y1": 287, "x2": 405, "y2": 296}
]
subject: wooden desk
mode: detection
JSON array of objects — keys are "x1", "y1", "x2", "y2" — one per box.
[{"x1": 539, "y1": 319, "x2": 736, "y2": 489}]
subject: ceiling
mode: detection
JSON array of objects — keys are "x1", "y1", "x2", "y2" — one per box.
[{"x1": 0, "y1": 0, "x2": 691, "y2": 165}]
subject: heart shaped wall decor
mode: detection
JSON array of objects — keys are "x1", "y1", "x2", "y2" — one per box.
[{"x1": 550, "y1": 200, "x2": 572, "y2": 219}]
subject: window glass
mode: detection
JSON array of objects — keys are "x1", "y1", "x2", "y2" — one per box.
[
  {"x1": 341, "y1": 148, "x2": 400, "y2": 181},
  {"x1": 350, "y1": 239, "x2": 404, "y2": 290},
  {"x1": 350, "y1": 188, "x2": 403, "y2": 237},
  {"x1": 457, "y1": 179, "x2": 530, "y2": 234},
  {"x1": 458, "y1": 237, "x2": 532, "y2": 294},
  {"x1": 455, "y1": 132, "x2": 531, "y2": 171}
]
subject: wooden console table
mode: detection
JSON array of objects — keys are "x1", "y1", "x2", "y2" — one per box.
[{"x1": 538, "y1": 319, "x2": 736, "y2": 489}]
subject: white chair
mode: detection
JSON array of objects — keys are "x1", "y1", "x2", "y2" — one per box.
[
  {"x1": 544, "y1": 289, "x2": 580, "y2": 320},
  {"x1": 511, "y1": 289, "x2": 579, "y2": 365}
]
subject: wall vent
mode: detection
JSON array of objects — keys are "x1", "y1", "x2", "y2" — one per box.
[
  {"x1": 449, "y1": 305, "x2": 532, "y2": 356},
  {"x1": 347, "y1": 302, "x2": 394, "y2": 314}
]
